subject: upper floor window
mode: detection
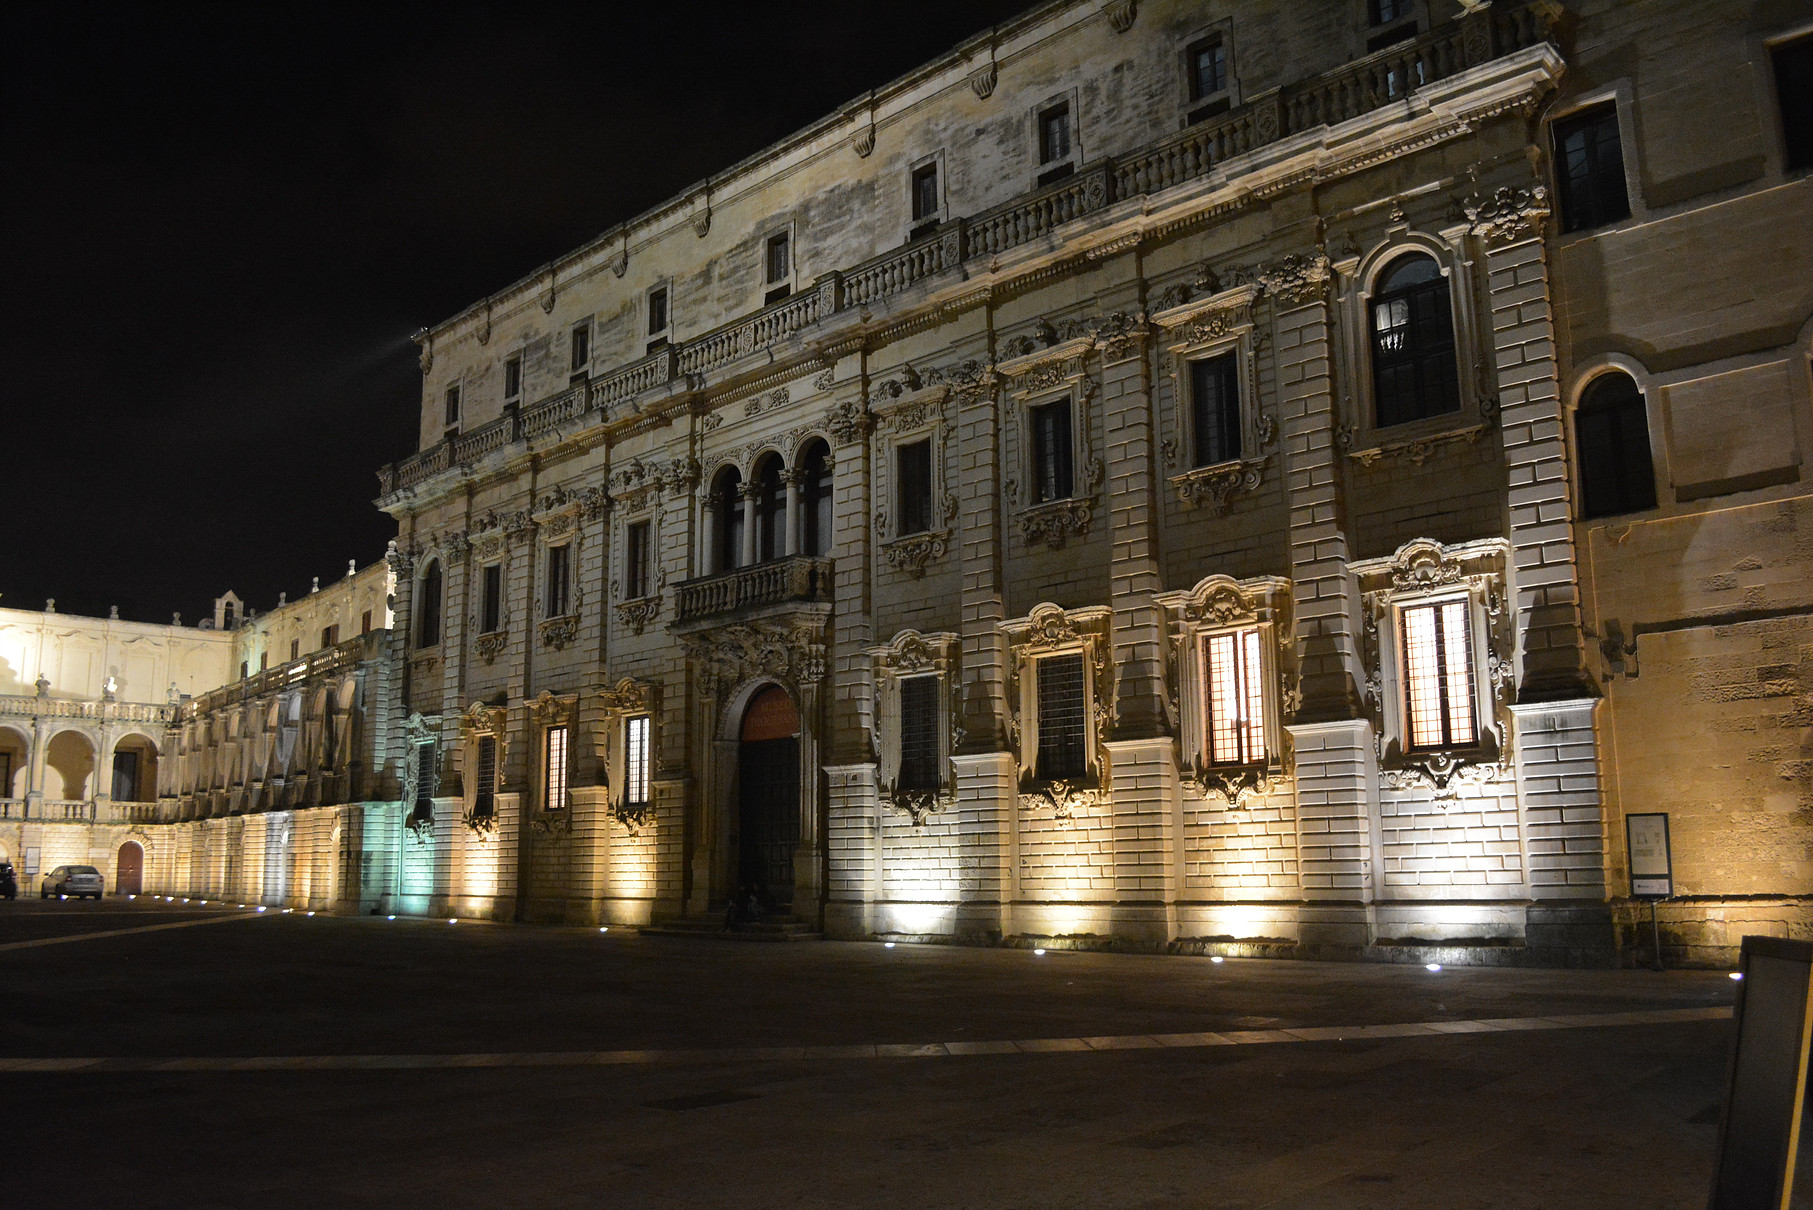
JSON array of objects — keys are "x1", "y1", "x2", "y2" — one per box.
[
  {"x1": 1034, "y1": 652, "x2": 1089, "y2": 781},
  {"x1": 472, "y1": 734, "x2": 498, "y2": 819},
  {"x1": 1202, "y1": 628, "x2": 1266, "y2": 765},
  {"x1": 1575, "y1": 371, "x2": 1657, "y2": 519},
  {"x1": 765, "y1": 232, "x2": 792, "y2": 304},
  {"x1": 624, "y1": 715, "x2": 651, "y2": 812},
  {"x1": 712, "y1": 467, "x2": 746, "y2": 572},
  {"x1": 320, "y1": 625, "x2": 339, "y2": 649},
  {"x1": 480, "y1": 563, "x2": 502, "y2": 633},
  {"x1": 1370, "y1": 253, "x2": 1458, "y2": 427},
  {"x1": 570, "y1": 323, "x2": 591, "y2": 377},
  {"x1": 1400, "y1": 599, "x2": 1474, "y2": 750},
  {"x1": 911, "y1": 164, "x2": 939, "y2": 226},
  {"x1": 503, "y1": 355, "x2": 522, "y2": 400},
  {"x1": 443, "y1": 385, "x2": 461, "y2": 428},
  {"x1": 646, "y1": 287, "x2": 670, "y2": 355},
  {"x1": 416, "y1": 560, "x2": 442, "y2": 648},
  {"x1": 1368, "y1": 0, "x2": 1406, "y2": 24},
  {"x1": 543, "y1": 723, "x2": 569, "y2": 811},
  {"x1": 625, "y1": 520, "x2": 651, "y2": 600},
  {"x1": 289, "y1": 639, "x2": 301, "y2": 662},
  {"x1": 1188, "y1": 38, "x2": 1226, "y2": 103},
  {"x1": 800, "y1": 441, "x2": 833, "y2": 557},
  {"x1": 1190, "y1": 352, "x2": 1242, "y2": 467},
  {"x1": 897, "y1": 675, "x2": 941, "y2": 792},
  {"x1": 1030, "y1": 398, "x2": 1074, "y2": 502},
  {"x1": 754, "y1": 455, "x2": 785, "y2": 562},
  {"x1": 1553, "y1": 103, "x2": 1630, "y2": 233},
  {"x1": 1772, "y1": 32, "x2": 1813, "y2": 171},
  {"x1": 1039, "y1": 103, "x2": 1071, "y2": 164},
  {"x1": 897, "y1": 439, "x2": 933, "y2": 535},
  {"x1": 545, "y1": 544, "x2": 571, "y2": 618}
]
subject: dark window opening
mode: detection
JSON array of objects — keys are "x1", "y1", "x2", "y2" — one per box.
[
  {"x1": 626, "y1": 521, "x2": 651, "y2": 600},
  {"x1": 289, "y1": 639, "x2": 300, "y2": 662},
  {"x1": 897, "y1": 439, "x2": 933, "y2": 535},
  {"x1": 1036, "y1": 162, "x2": 1077, "y2": 187},
  {"x1": 647, "y1": 288, "x2": 668, "y2": 336},
  {"x1": 898, "y1": 675, "x2": 941, "y2": 792},
  {"x1": 764, "y1": 284, "x2": 792, "y2": 305},
  {"x1": 714, "y1": 469, "x2": 745, "y2": 572},
  {"x1": 911, "y1": 163, "x2": 939, "y2": 222},
  {"x1": 1368, "y1": 0, "x2": 1406, "y2": 24},
  {"x1": 546, "y1": 545, "x2": 570, "y2": 618},
  {"x1": 417, "y1": 561, "x2": 442, "y2": 648},
  {"x1": 1575, "y1": 372, "x2": 1657, "y2": 519},
  {"x1": 320, "y1": 625, "x2": 339, "y2": 649},
  {"x1": 503, "y1": 356, "x2": 522, "y2": 399},
  {"x1": 239, "y1": 661, "x2": 249, "y2": 681},
  {"x1": 1553, "y1": 104, "x2": 1630, "y2": 233},
  {"x1": 1772, "y1": 34, "x2": 1813, "y2": 171},
  {"x1": 473, "y1": 735, "x2": 496, "y2": 819},
  {"x1": 1039, "y1": 103, "x2": 1071, "y2": 164},
  {"x1": 260, "y1": 652, "x2": 269, "y2": 672},
  {"x1": 766, "y1": 233, "x2": 790, "y2": 284},
  {"x1": 570, "y1": 324, "x2": 590, "y2": 373},
  {"x1": 480, "y1": 564, "x2": 502, "y2": 633},
  {"x1": 1369, "y1": 254, "x2": 1459, "y2": 427},
  {"x1": 755, "y1": 457, "x2": 785, "y2": 562},
  {"x1": 444, "y1": 385, "x2": 461, "y2": 427},
  {"x1": 360, "y1": 609, "x2": 373, "y2": 635},
  {"x1": 800, "y1": 442, "x2": 833, "y2": 557},
  {"x1": 1035, "y1": 653, "x2": 1088, "y2": 781},
  {"x1": 1190, "y1": 353, "x2": 1242, "y2": 467},
  {"x1": 1030, "y1": 399, "x2": 1074, "y2": 503},
  {"x1": 1189, "y1": 39, "x2": 1226, "y2": 101}
]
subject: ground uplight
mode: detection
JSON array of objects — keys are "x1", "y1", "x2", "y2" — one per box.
[
  {"x1": 1033, "y1": 948, "x2": 1047, "y2": 956},
  {"x1": 1426, "y1": 963, "x2": 1443, "y2": 972},
  {"x1": 1210, "y1": 955, "x2": 1225, "y2": 964},
  {"x1": 1729, "y1": 971, "x2": 1744, "y2": 981},
  {"x1": 884, "y1": 942, "x2": 896, "y2": 948}
]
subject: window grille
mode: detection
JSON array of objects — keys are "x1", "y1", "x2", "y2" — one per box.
[
  {"x1": 1030, "y1": 399, "x2": 1074, "y2": 502},
  {"x1": 1553, "y1": 104, "x2": 1630, "y2": 233},
  {"x1": 544, "y1": 724, "x2": 568, "y2": 811},
  {"x1": 1400, "y1": 600, "x2": 1475, "y2": 749},
  {"x1": 1190, "y1": 353, "x2": 1242, "y2": 466},
  {"x1": 414, "y1": 742, "x2": 436, "y2": 810},
  {"x1": 1035, "y1": 653, "x2": 1089, "y2": 780},
  {"x1": 624, "y1": 715, "x2": 651, "y2": 810},
  {"x1": 1370, "y1": 254, "x2": 1459, "y2": 427},
  {"x1": 1203, "y1": 628, "x2": 1266, "y2": 765},
  {"x1": 897, "y1": 440, "x2": 933, "y2": 535},
  {"x1": 473, "y1": 735, "x2": 496, "y2": 818},
  {"x1": 546, "y1": 545, "x2": 570, "y2": 618},
  {"x1": 898, "y1": 676, "x2": 940, "y2": 791}
]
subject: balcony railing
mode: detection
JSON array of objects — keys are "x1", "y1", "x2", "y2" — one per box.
[
  {"x1": 674, "y1": 557, "x2": 834, "y2": 624},
  {"x1": 378, "y1": 0, "x2": 1557, "y2": 499},
  {"x1": 0, "y1": 696, "x2": 176, "y2": 726}
]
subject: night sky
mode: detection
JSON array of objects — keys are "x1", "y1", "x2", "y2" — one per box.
[{"x1": 1, "y1": 0, "x2": 1031, "y2": 626}]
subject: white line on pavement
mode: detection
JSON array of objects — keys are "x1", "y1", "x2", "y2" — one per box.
[{"x1": 0, "y1": 911, "x2": 269, "y2": 953}]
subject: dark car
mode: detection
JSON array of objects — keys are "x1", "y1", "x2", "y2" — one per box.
[
  {"x1": 0, "y1": 861, "x2": 15, "y2": 900},
  {"x1": 40, "y1": 864, "x2": 104, "y2": 899}
]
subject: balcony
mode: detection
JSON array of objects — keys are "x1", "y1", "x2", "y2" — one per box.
[{"x1": 673, "y1": 557, "x2": 834, "y2": 627}]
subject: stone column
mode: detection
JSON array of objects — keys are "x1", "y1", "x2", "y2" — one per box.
[
  {"x1": 781, "y1": 468, "x2": 805, "y2": 558},
  {"x1": 739, "y1": 483, "x2": 760, "y2": 567}
]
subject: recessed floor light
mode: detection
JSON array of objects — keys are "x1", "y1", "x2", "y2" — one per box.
[
  {"x1": 884, "y1": 942, "x2": 896, "y2": 948},
  {"x1": 1729, "y1": 971, "x2": 1744, "y2": 981},
  {"x1": 1033, "y1": 948, "x2": 1047, "y2": 956},
  {"x1": 1210, "y1": 955, "x2": 1225, "y2": 964},
  {"x1": 1426, "y1": 963, "x2": 1443, "y2": 972}
]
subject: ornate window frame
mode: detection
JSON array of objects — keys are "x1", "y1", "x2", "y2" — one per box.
[
  {"x1": 598, "y1": 677, "x2": 659, "y2": 831},
  {"x1": 457, "y1": 700, "x2": 508, "y2": 836},
  {"x1": 613, "y1": 506, "x2": 664, "y2": 636},
  {"x1": 531, "y1": 485, "x2": 602, "y2": 651},
  {"x1": 867, "y1": 630, "x2": 961, "y2": 825},
  {"x1": 1353, "y1": 537, "x2": 1514, "y2": 802},
  {"x1": 870, "y1": 372, "x2": 956, "y2": 577},
  {"x1": 1151, "y1": 285, "x2": 1277, "y2": 513},
  {"x1": 1337, "y1": 232, "x2": 1493, "y2": 459},
  {"x1": 996, "y1": 338, "x2": 1102, "y2": 550},
  {"x1": 998, "y1": 603, "x2": 1113, "y2": 819},
  {"x1": 1153, "y1": 575, "x2": 1296, "y2": 808},
  {"x1": 528, "y1": 691, "x2": 576, "y2": 816}
]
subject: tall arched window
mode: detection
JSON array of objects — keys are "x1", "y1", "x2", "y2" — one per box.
[
  {"x1": 712, "y1": 468, "x2": 745, "y2": 572},
  {"x1": 753, "y1": 454, "x2": 785, "y2": 562},
  {"x1": 416, "y1": 560, "x2": 442, "y2": 648},
  {"x1": 799, "y1": 440, "x2": 832, "y2": 557},
  {"x1": 1575, "y1": 371, "x2": 1657, "y2": 519},
  {"x1": 1370, "y1": 253, "x2": 1459, "y2": 427}
]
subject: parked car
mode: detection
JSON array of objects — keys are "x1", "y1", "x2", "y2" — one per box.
[
  {"x1": 40, "y1": 865, "x2": 104, "y2": 899},
  {"x1": 0, "y1": 861, "x2": 16, "y2": 900}
]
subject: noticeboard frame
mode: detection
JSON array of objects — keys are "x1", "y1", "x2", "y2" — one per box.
[
  {"x1": 1626, "y1": 810, "x2": 1673, "y2": 899},
  {"x1": 1707, "y1": 935, "x2": 1812, "y2": 1210}
]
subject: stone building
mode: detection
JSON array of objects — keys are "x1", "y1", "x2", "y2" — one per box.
[{"x1": 365, "y1": 0, "x2": 1812, "y2": 964}]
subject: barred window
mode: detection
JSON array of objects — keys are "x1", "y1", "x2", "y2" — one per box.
[
  {"x1": 898, "y1": 675, "x2": 940, "y2": 792},
  {"x1": 1203, "y1": 628, "x2": 1266, "y2": 765},
  {"x1": 1190, "y1": 352, "x2": 1242, "y2": 467},
  {"x1": 546, "y1": 544, "x2": 570, "y2": 618},
  {"x1": 473, "y1": 735, "x2": 497, "y2": 818},
  {"x1": 624, "y1": 715, "x2": 651, "y2": 811},
  {"x1": 1035, "y1": 653, "x2": 1089, "y2": 780},
  {"x1": 1400, "y1": 600, "x2": 1475, "y2": 749},
  {"x1": 544, "y1": 724, "x2": 569, "y2": 811},
  {"x1": 414, "y1": 742, "x2": 436, "y2": 810}
]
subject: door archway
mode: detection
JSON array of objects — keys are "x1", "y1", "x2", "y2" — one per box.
[
  {"x1": 116, "y1": 841, "x2": 143, "y2": 896},
  {"x1": 737, "y1": 685, "x2": 799, "y2": 910}
]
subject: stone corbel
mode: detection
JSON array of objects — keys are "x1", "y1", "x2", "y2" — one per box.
[
  {"x1": 1103, "y1": 0, "x2": 1137, "y2": 33},
  {"x1": 475, "y1": 632, "x2": 509, "y2": 665},
  {"x1": 1346, "y1": 425, "x2": 1488, "y2": 469},
  {"x1": 538, "y1": 615, "x2": 579, "y2": 651},
  {"x1": 882, "y1": 531, "x2": 949, "y2": 578},
  {"x1": 1017, "y1": 498, "x2": 1094, "y2": 549},
  {"x1": 1169, "y1": 456, "x2": 1267, "y2": 513},
  {"x1": 615, "y1": 596, "x2": 662, "y2": 635},
  {"x1": 1459, "y1": 184, "x2": 1550, "y2": 248}
]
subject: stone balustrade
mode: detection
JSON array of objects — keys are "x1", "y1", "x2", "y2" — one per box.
[{"x1": 674, "y1": 557, "x2": 834, "y2": 625}]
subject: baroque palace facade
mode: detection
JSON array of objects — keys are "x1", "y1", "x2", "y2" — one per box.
[{"x1": 373, "y1": 0, "x2": 1813, "y2": 963}]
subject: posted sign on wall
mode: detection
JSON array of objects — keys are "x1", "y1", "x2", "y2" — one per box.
[{"x1": 1626, "y1": 812, "x2": 1673, "y2": 898}]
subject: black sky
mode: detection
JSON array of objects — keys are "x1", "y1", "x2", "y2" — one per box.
[{"x1": 1, "y1": 0, "x2": 1031, "y2": 625}]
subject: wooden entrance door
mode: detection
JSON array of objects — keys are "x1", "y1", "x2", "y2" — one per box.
[
  {"x1": 116, "y1": 842, "x2": 143, "y2": 896},
  {"x1": 737, "y1": 687, "x2": 799, "y2": 909}
]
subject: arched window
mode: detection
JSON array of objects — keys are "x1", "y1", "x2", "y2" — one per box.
[
  {"x1": 712, "y1": 468, "x2": 745, "y2": 572},
  {"x1": 799, "y1": 441, "x2": 832, "y2": 557},
  {"x1": 753, "y1": 454, "x2": 785, "y2": 562},
  {"x1": 1575, "y1": 371, "x2": 1656, "y2": 519},
  {"x1": 1370, "y1": 253, "x2": 1459, "y2": 427},
  {"x1": 416, "y1": 560, "x2": 442, "y2": 648}
]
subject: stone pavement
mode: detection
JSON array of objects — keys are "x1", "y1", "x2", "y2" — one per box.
[{"x1": 1, "y1": 898, "x2": 1806, "y2": 1209}]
